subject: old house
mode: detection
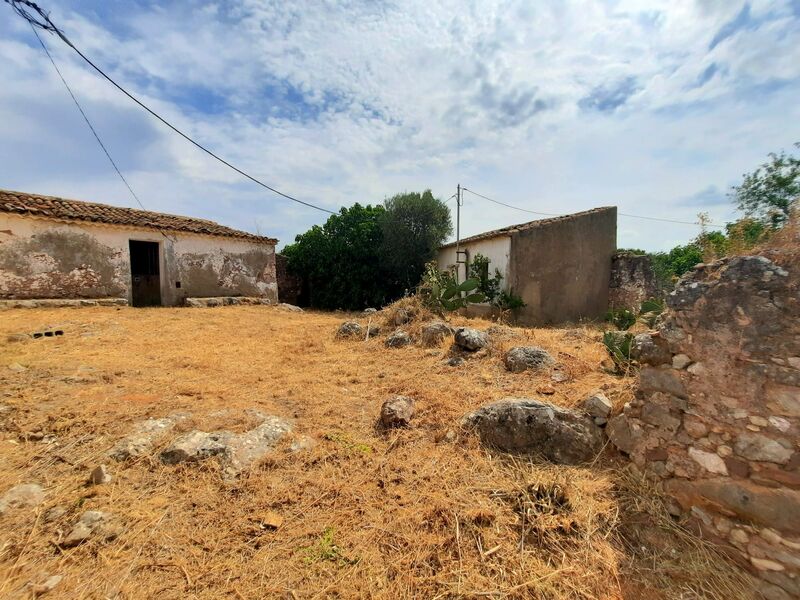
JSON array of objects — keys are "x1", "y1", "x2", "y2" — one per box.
[
  {"x1": 0, "y1": 189, "x2": 278, "y2": 307},
  {"x1": 437, "y1": 207, "x2": 617, "y2": 325}
]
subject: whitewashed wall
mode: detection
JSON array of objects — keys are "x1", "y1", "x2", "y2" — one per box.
[
  {"x1": 436, "y1": 235, "x2": 511, "y2": 288},
  {"x1": 0, "y1": 213, "x2": 277, "y2": 305}
]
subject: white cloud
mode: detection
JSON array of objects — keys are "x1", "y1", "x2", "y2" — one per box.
[{"x1": 0, "y1": 0, "x2": 798, "y2": 251}]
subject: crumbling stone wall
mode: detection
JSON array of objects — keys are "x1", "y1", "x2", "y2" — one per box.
[
  {"x1": 608, "y1": 252, "x2": 660, "y2": 311},
  {"x1": 607, "y1": 255, "x2": 800, "y2": 599}
]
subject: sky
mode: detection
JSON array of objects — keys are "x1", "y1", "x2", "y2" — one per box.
[{"x1": 1, "y1": 0, "x2": 799, "y2": 251}]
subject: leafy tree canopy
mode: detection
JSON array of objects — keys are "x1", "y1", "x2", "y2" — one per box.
[
  {"x1": 730, "y1": 142, "x2": 799, "y2": 228},
  {"x1": 380, "y1": 190, "x2": 453, "y2": 291}
]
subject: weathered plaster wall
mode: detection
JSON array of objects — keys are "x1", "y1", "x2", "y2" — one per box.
[
  {"x1": 509, "y1": 207, "x2": 617, "y2": 325},
  {"x1": 0, "y1": 214, "x2": 277, "y2": 305},
  {"x1": 437, "y1": 236, "x2": 511, "y2": 285},
  {"x1": 609, "y1": 252, "x2": 661, "y2": 311},
  {"x1": 607, "y1": 255, "x2": 800, "y2": 600}
]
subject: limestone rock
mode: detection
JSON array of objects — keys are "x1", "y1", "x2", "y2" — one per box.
[
  {"x1": 380, "y1": 396, "x2": 415, "y2": 428},
  {"x1": 109, "y1": 414, "x2": 189, "y2": 461},
  {"x1": 88, "y1": 465, "x2": 112, "y2": 485},
  {"x1": 688, "y1": 447, "x2": 728, "y2": 475},
  {"x1": 672, "y1": 354, "x2": 692, "y2": 369},
  {"x1": 63, "y1": 511, "x2": 119, "y2": 547},
  {"x1": 27, "y1": 574, "x2": 63, "y2": 597},
  {"x1": 278, "y1": 303, "x2": 304, "y2": 312},
  {"x1": 363, "y1": 307, "x2": 377, "y2": 315},
  {"x1": 161, "y1": 431, "x2": 233, "y2": 464},
  {"x1": 639, "y1": 367, "x2": 687, "y2": 399},
  {"x1": 462, "y1": 398, "x2": 604, "y2": 464},
  {"x1": 289, "y1": 435, "x2": 316, "y2": 453},
  {"x1": 222, "y1": 416, "x2": 292, "y2": 477},
  {"x1": 447, "y1": 357, "x2": 464, "y2": 367},
  {"x1": 453, "y1": 327, "x2": 489, "y2": 351},
  {"x1": 606, "y1": 414, "x2": 643, "y2": 455},
  {"x1": 631, "y1": 333, "x2": 672, "y2": 366},
  {"x1": 385, "y1": 330, "x2": 412, "y2": 348},
  {"x1": 421, "y1": 322, "x2": 453, "y2": 347},
  {"x1": 336, "y1": 321, "x2": 363, "y2": 339},
  {"x1": 503, "y1": 346, "x2": 555, "y2": 373},
  {"x1": 0, "y1": 483, "x2": 44, "y2": 514},
  {"x1": 734, "y1": 433, "x2": 793, "y2": 464},
  {"x1": 583, "y1": 392, "x2": 613, "y2": 419}
]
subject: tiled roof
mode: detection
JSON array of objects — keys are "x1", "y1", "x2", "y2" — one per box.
[
  {"x1": 0, "y1": 189, "x2": 276, "y2": 243},
  {"x1": 440, "y1": 206, "x2": 616, "y2": 249}
]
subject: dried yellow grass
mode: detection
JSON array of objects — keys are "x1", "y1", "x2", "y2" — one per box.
[{"x1": 0, "y1": 305, "x2": 755, "y2": 599}]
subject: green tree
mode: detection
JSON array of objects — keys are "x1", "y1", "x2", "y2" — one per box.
[
  {"x1": 730, "y1": 143, "x2": 800, "y2": 228},
  {"x1": 379, "y1": 190, "x2": 452, "y2": 292},
  {"x1": 282, "y1": 203, "x2": 387, "y2": 310}
]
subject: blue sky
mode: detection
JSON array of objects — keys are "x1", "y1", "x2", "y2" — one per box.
[{"x1": 1, "y1": 0, "x2": 799, "y2": 250}]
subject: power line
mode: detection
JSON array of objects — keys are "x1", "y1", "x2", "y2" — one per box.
[
  {"x1": 29, "y1": 24, "x2": 147, "y2": 213},
  {"x1": 7, "y1": 0, "x2": 335, "y2": 215},
  {"x1": 462, "y1": 187, "x2": 713, "y2": 226}
]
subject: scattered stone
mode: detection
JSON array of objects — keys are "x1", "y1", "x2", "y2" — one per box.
[
  {"x1": 336, "y1": 321, "x2": 363, "y2": 339},
  {"x1": 27, "y1": 574, "x2": 63, "y2": 597},
  {"x1": 385, "y1": 330, "x2": 412, "y2": 348},
  {"x1": 687, "y1": 362, "x2": 707, "y2": 376},
  {"x1": 583, "y1": 392, "x2": 612, "y2": 419},
  {"x1": 421, "y1": 322, "x2": 453, "y2": 347},
  {"x1": 8, "y1": 363, "x2": 27, "y2": 372},
  {"x1": 260, "y1": 511, "x2": 283, "y2": 530},
  {"x1": 43, "y1": 506, "x2": 67, "y2": 523},
  {"x1": 536, "y1": 384, "x2": 556, "y2": 395},
  {"x1": 447, "y1": 357, "x2": 464, "y2": 367},
  {"x1": 503, "y1": 346, "x2": 554, "y2": 373},
  {"x1": 688, "y1": 447, "x2": 728, "y2": 475},
  {"x1": 88, "y1": 465, "x2": 112, "y2": 485},
  {"x1": 462, "y1": 398, "x2": 604, "y2": 465},
  {"x1": 363, "y1": 308, "x2": 377, "y2": 315},
  {"x1": 672, "y1": 354, "x2": 692, "y2": 369},
  {"x1": 734, "y1": 433, "x2": 793, "y2": 464},
  {"x1": 109, "y1": 414, "x2": 189, "y2": 461},
  {"x1": 289, "y1": 435, "x2": 316, "y2": 453},
  {"x1": 62, "y1": 511, "x2": 119, "y2": 547},
  {"x1": 0, "y1": 483, "x2": 45, "y2": 514},
  {"x1": 161, "y1": 431, "x2": 234, "y2": 464},
  {"x1": 278, "y1": 303, "x2": 304, "y2": 312},
  {"x1": 453, "y1": 327, "x2": 488, "y2": 351},
  {"x1": 631, "y1": 333, "x2": 672, "y2": 366},
  {"x1": 380, "y1": 396, "x2": 415, "y2": 428},
  {"x1": 550, "y1": 368, "x2": 569, "y2": 383}
]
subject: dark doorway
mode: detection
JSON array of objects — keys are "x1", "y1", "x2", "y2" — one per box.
[{"x1": 129, "y1": 240, "x2": 161, "y2": 307}]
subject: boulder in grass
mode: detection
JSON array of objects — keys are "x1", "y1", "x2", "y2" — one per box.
[
  {"x1": 504, "y1": 346, "x2": 555, "y2": 373},
  {"x1": 421, "y1": 322, "x2": 454, "y2": 347},
  {"x1": 385, "y1": 330, "x2": 412, "y2": 348},
  {"x1": 336, "y1": 321, "x2": 363, "y2": 339},
  {"x1": 462, "y1": 398, "x2": 604, "y2": 464},
  {"x1": 380, "y1": 396, "x2": 415, "y2": 428},
  {"x1": 453, "y1": 327, "x2": 488, "y2": 351}
]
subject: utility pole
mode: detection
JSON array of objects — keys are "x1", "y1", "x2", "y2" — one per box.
[{"x1": 455, "y1": 183, "x2": 466, "y2": 282}]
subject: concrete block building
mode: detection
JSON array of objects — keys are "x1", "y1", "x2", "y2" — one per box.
[
  {"x1": 437, "y1": 207, "x2": 617, "y2": 325},
  {"x1": 0, "y1": 189, "x2": 278, "y2": 307}
]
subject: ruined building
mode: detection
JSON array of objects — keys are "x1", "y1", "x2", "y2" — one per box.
[
  {"x1": 437, "y1": 207, "x2": 617, "y2": 325},
  {"x1": 0, "y1": 189, "x2": 278, "y2": 307},
  {"x1": 608, "y1": 254, "x2": 800, "y2": 599}
]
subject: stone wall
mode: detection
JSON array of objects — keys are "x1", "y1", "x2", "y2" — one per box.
[
  {"x1": 609, "y1": 252, "x2": 661, "y2": 311},
  {"x1": 607, "y1": 255, "x2": 800, "y2": 599},
  {"x1": 275, "y1": 254, "x2": 302, "y2": 305}
]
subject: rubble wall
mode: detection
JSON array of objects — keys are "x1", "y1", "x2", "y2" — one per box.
[
  {"x1": 607, "y1": 255, "x2": 800, "y2": 599},
  {"x1": 609, "y1": 252, "x2": 661, "y2": 311}
]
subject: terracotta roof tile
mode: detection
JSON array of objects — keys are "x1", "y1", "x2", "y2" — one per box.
[
  {"x1": 0, "y1": 189, "x2": 276, "y2": 243},
  {"x1": 440, "y1": 206, "x2": 616, "y2": 248}
]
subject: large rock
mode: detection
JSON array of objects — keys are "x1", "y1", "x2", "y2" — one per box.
[
  {"x1": 160, "y1": 431, "x2": 233, "y2": 464},
  {"x1": 380, "y1": 396, "x2": 415, "y2": 428},
  {"x1": 109, "y1": 414, "x2": 189, "y2": 461},
  {"x1": 0, "y1": 483, "x2": 44, "y2": 514},
  {"x1": 336, "y1": 321, "x2": 363, "y2": 339},
  {"x1": 453, "y1": 327, "x2": 488, "y2": 351},
  {"x1": 63, "y1": 511, "x2": 121, "y2": 547},
  {"x1": 583, "y1": 392, "x2": 613, "y2": 419},
  {"x1": 630, "y1": 333, "x2": 672, "y2": 366},
  {"x1": 421, "y1": 322, "x2": 453, "y2": 347},
  {"x1": 462, "y1": 398, "x2": 605, "y2": 464},
  {"x1": 504, "y1": 346, "x2": 555, "y2": 373},
  {"x1": 734, "y1": 433, "x2": 794, "y2": 465},
  {"x1": 385, "y1": 330, "x2": 412, "y2": 348}
]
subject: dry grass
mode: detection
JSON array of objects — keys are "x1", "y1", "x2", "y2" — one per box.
[{"x1": 0, "y1": 305, "x2": 756, "y2": 599}]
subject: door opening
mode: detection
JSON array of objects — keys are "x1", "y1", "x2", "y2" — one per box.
[{"x1": 129, "y1": 240, "x2": 162, "y2": 307}]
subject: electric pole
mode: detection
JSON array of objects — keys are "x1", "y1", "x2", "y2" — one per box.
[{"x1": 455, "y1": 183, "x2": 466, "y2": 282}]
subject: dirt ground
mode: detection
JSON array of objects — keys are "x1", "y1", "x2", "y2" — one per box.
[{"x1": 0, "y1": 305, "x2": 755, "y2": 599}]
